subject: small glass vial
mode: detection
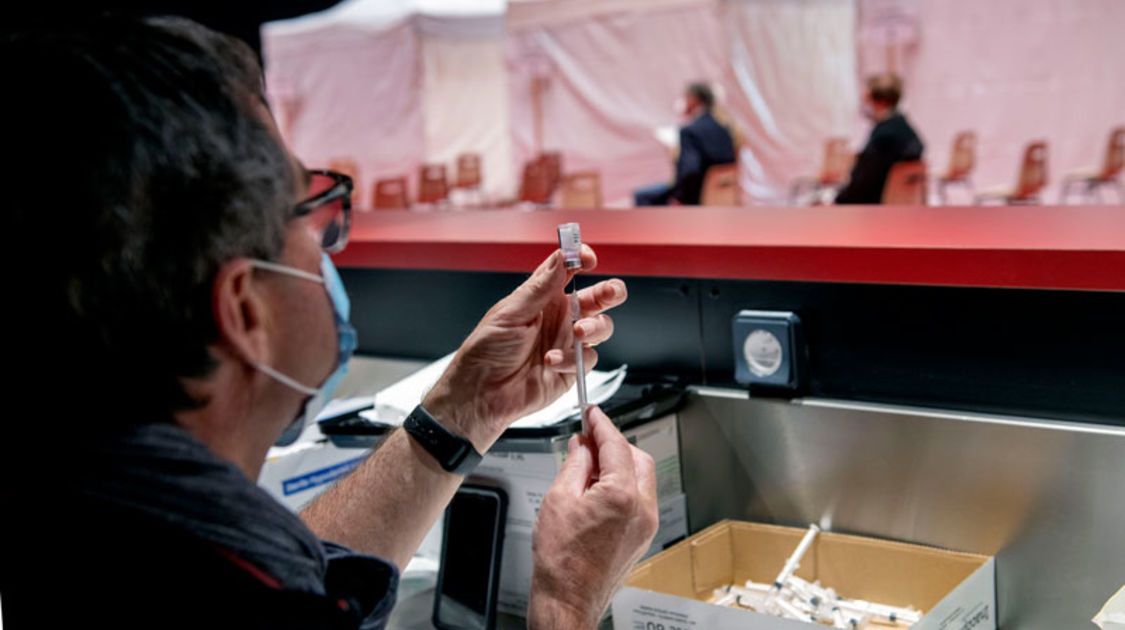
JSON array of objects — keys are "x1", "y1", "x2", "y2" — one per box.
[{"x1": 557, "y1": 222, "x2": 582, "y2": 269}]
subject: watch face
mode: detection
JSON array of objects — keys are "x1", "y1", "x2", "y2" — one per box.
[{"x1": 744, "y1": 329, "x2": 783, "y2": 377}]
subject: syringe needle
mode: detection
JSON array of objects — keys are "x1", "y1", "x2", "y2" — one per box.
[{"x1": 571, "y1": 279, "x2": 590, "y2": 435}]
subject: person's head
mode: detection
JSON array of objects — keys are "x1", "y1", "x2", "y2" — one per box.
[
  {"x1": 863, "y1": 73, "x2": 903, "y2": 121},
  {"x1": 681, "y1": 82, "x2": 715, "y2": 119},
  {"x1": 4, "y1": 17, "x2": 349, "y2": 473}
]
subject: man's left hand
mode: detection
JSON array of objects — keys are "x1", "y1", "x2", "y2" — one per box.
[{"x1": 422, "y1": 245, "x2": 626, "y2": 451}]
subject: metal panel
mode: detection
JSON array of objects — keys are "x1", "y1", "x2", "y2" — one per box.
[{"x1": 679, "y1": 391, "x2": 1125, "y2": 629}]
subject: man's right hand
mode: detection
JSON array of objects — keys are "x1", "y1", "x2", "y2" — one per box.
[{"x1": 528, "y1": 407, "x2": 660, "y2": 630}]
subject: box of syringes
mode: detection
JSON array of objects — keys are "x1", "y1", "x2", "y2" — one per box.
[{"x1": 612, "y1": 520, "x2": 995, "y2": 630}]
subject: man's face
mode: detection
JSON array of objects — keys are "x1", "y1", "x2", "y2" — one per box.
[{"x1": 255, "y1": 104, "x2": 339, "y2": 426}]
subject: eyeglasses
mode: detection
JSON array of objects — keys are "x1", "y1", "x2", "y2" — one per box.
[{"x1": 293, "y1": 169, "x2": 353, "y2": 254}]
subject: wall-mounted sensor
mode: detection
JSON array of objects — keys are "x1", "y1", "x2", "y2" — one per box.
[{"x1": 733, "y1": 310, "x2": 804, "y2": 391}]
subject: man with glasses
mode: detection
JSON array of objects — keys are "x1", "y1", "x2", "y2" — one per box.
[{"x1": 1, "y1": 16, "x2": 657, "y2": 630}]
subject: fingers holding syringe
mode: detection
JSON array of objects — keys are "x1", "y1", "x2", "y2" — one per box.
[
  {"x1": 575, "y1": 278, "x2": 627, "y2": 317},
  {"x1": 574, "y1": 313, "x2": 614, "y2": 347},
  {"x1": 543, "y1": 345, "x2": 599, "y2": 374}
]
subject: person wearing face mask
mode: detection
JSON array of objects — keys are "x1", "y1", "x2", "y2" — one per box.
[
  {"x1": 634, "y1": 81, "x2": 737, "y2": 206},
  {"x1": 835, "y1": 73, "x2": 925, "y2": 204},
  {"x1": 1, "y1": 16, "x2": 657, "y2": 630}
]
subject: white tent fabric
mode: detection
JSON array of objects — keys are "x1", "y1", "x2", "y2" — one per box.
[
  {"x1": 262, "y1": 0, "x2": 513, "y2": 202},
  {"x1": 721, "y1": 0, "x2": 860, "y2": 203},
  {"x1": 506, "y1": 1, "x2": 729, "y2": 205},
  {"x1": 894, "y1": 0, "x2": 1125, "y2": 202},
  {"x1": 264, "y1": 0, "x2": 1125, "y2": 206}
]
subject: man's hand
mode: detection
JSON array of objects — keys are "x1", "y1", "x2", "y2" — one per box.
[
  {"x1": 527, "y1": 407, "x2": 659, "y2": 630},
  {"x1": 423, "y1": 246, "x2": 627, "y2": 451}
]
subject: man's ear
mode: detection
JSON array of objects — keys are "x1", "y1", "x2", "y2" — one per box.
[{"x1": 211, "y1": 258, "x2": 273, "y2": 368}]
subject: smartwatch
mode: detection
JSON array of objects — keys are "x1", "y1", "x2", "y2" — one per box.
[{"x1": 403, "y1": 404, "x2": 483, "y2": 476}]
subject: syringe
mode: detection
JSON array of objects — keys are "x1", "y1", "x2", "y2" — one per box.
[{"x1": 557, "y1": 222, "x2": 590, "y2": 434}]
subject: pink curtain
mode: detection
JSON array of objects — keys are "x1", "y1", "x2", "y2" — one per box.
[
  {"x1": 896, "y1": 0, "x2": 1125, "y2": 202},
  {"x1": 264, "y1": 19, "x2": 426, "y2": 206},
  {"x1": 507, "y1": 1, "x2": 727, "y2": 205}
]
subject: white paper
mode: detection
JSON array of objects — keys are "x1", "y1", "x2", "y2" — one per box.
[
  {"x1": 1094, "y1": 585, "x2": 1125, "y2": 630},
  {"x1": 314, "y1": 395, "x2": 373, "y2": 422},
  {"x1": 360, "y1": 351, "x2": 628, "y2": 429}
]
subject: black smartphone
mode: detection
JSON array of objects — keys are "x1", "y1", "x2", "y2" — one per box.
[{"x1": 433, "y1": 484, "x2": 508, "y2": 630}]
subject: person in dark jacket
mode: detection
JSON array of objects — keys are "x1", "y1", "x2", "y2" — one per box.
[
  {"x1": 634, "y1": 82, "x2": 737, "y2": 206},
  {"x1": 835, "y1": 74, "x2": 924, "y2": 204},
  {"x1": 2, "y1": 17, "x2": 658, "y2": 630}
]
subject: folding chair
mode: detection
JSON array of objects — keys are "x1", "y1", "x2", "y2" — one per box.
[
  {"x1": 518, "y1": 159, "x2": 553, "y2": 205},
  {"x1": 372, "y1": 176, "x2": 409, "y2": 210},
  {"x1": 790, "y1": 138, "x2": 853, "y2": 204},
  {"x1": 1060, "y1": 127, "x2": 1124, "y2": 203},
  {"x1": 976, "y1": 141, "x2": 1048, "y2": 205},
  {"x1": 416, "y1": 164, "x2": 449, "y2": 205},
  {"x1": 700, "y1": 164, "x2": 741, "y2": 206},
  {"x1": 538, "y1": 151, "x2": 562, "y2": 196},
  {"x1": 882, "y1": 160, "x2": 928, "y2": 205},
  {"x1": 936, "y1": 132, "x2": 976, "y2": 204},
  {"x1": 558, "y1": 171, "x2": 602, "y2": 208}
]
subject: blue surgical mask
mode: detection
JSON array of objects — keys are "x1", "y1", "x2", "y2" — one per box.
[{"x1": 250, "y1": 253, "x2": 357, "y2": 446}]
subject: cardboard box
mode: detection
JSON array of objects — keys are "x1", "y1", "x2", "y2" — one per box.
[
  {"x1": 612, "y1": 520, "x2": 995, "y2": 630},
  {"x1": 473, "y1": 413, "x2": 687, "y2": 616}
]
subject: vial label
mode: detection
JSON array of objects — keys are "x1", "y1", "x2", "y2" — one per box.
[{"x1": 556, "y1": 222, "x2": 582, "y2": 269}]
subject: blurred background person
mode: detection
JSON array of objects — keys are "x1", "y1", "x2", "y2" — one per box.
[
  {"x1": 835, "y1": 73, "x2": 924, "y2": 204},
  {"x1": 634, "y1": 82, "x2": 737, "y2": 206}
]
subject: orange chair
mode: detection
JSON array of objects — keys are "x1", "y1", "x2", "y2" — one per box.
[
  {"x1": 518, "y1": 159, "x2": 553, "y2": 205},
  {"x1": 328, "y1": 158, "x2": 361, "y2": 206},
  {"x1": 700, "y1": 164, "x2": 741, "y2": 206},
  {"x1": 538, "y1": 151, "x2": 562, "y2": 195},
  {"x1": 882, "y1": 161, "x2": 927, "y2": 205},
  {"x1": 416, "y1": 164, "x2": 449, "y2": 205},
  {"x1": 455, "y1": 153, "x2": 483, "y2": 190},
  {"x1": 976, "y1": 141, "x2": 1048, "y2": 205},
  {"x1": 936, "y1": 131, "x2": 976, "y2": 204},
  {"x1": 789, "y1": 138, "x2": 854, "y2": 204},
  {"x1": 1060, "y1": 127, "x2": 1124, "y2": 203},
  {"x1": 372, "y1": 176, "x2": 409, "y2": 210},
  {"x1": 558, "y1": 171, "x2": 602, "y2": 208}
]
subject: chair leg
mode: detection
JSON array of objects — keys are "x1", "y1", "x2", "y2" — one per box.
[{"x1": 937, "y1": 179, "x2": 948, "y2": 205}]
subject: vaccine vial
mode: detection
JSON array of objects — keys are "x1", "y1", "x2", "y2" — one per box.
[{"x1": 557, "y1": 222, "x2": 582, "y2": 269}]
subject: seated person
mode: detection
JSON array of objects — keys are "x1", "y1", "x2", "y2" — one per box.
[
  {"x1": 835, "y1": 73, "x2": 924, "y2": 204},
  {"x1": 635, "y1": 82, "x2": 737, "y2": 206}
]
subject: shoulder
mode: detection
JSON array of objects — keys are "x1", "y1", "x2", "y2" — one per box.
[{"x1": 3, "y1": 502, "x2": 366, "y2": 630}]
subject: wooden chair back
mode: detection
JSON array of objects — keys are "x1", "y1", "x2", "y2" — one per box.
[
  {"x1": 372, "y1": 177, "x2": 409, "y2": 209},
  {"x1": 1100, "y1": 127, "x2": 1124, "y2": 180},
  {"x1": 538, "y1": 151, "x2": 562, "y2": 193},
  {"x1": 417, "y1": 164, "x2": 449, "y2": 204},
  {"x1": 700, "y1": 164, "x2": 741, "y2": 206},
  {"x1": 455, "y1": 153, "x2": 482, "y2": 189},
  {"x1": 1013, "y1": 141, "x2": 1048, "y2": 201},
  {"x1": 882, "y1": 160, "x2": 928, "y2": 205},
  {"x1": 946, "y1": 131, "x2": 976, "y2": 181},
  {"x1": 819, "y1": 138, "x2": 853, "y2": 185},
  {"x1": 519, "y1": 160, "x2": 553, "y2": 204},
  {"x1": 558, "y1": 171, "x2": 602, "y2": 208}
]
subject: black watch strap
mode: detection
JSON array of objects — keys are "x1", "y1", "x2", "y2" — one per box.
[{"x1": 403, "y1": 405, "x2": 482, "y2": 476}]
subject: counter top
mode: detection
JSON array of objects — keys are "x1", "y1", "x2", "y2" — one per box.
[{"x1": 333, "y1": 205, "x2": 1125, "y2": 291}]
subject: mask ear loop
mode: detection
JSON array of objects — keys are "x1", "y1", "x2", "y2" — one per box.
[
  {"x1": 255, "y1": 363, "x2": 318, "y2": 396},
  {"x1": 250, "y1": 260, "x2": 325, "y2": 284}
]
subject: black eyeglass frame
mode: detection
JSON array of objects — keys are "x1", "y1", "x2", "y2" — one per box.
[{"x1": 292, "y1": 168, "x2": 353, "y2": 254}]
